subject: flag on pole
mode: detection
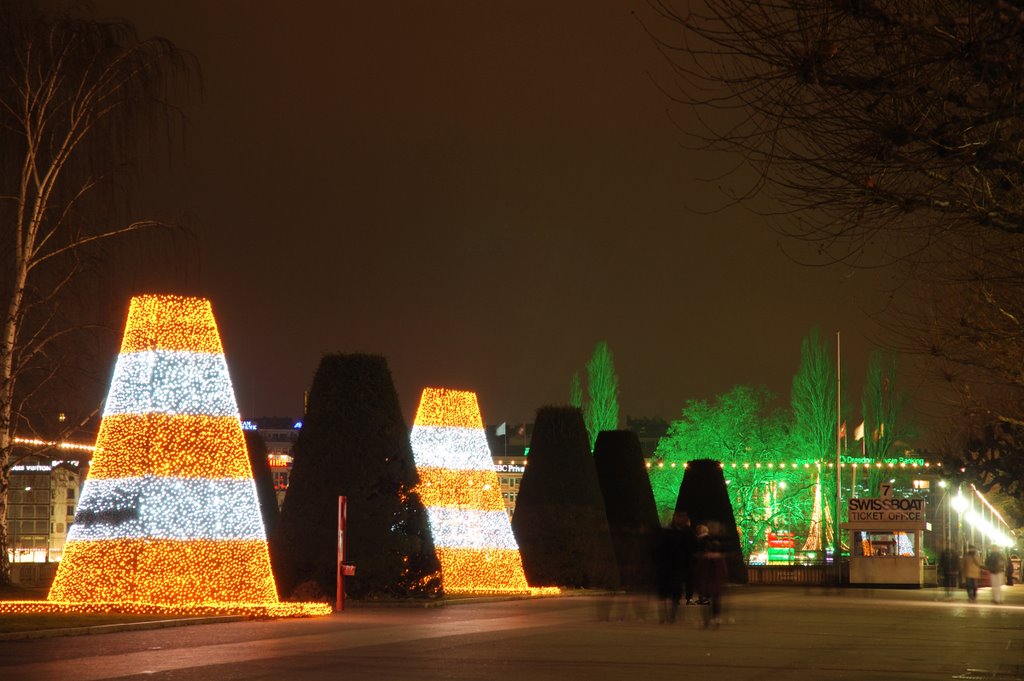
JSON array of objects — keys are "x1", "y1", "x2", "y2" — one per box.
[
  {"x1": 854, "y1": 421, "x2": 865, "y2": 441},
  {"x1": 495, "y1": 422, "x2": 506, "y2": 437},
  {"x1": 839, "y1": 421, "x2": 847, "y2": 438}
]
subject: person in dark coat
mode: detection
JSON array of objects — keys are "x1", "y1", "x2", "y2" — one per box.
[
  {"x1": 938, "y1": 543, "x2": 959, "y2": 600},
  {"x1": 695, "y1": 524, "x2": 728, "y2": 628},
  {"x1": 655, "y1": 512, "x2": 689, "y2": 623}
]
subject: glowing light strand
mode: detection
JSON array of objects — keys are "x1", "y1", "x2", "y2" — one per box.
[
  {"x1": 68, "y1": 476, "x2": 266, "y2": 541},
  {"x1": 103, "y1": 350, "x2": 239, "y2": 417}
]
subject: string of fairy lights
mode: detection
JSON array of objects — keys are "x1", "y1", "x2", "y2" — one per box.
[{"x1": 647, "y1": 460, "x2": 940, "y2": 470}]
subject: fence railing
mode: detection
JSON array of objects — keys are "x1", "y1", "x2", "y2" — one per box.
[{"x1": 747, "y1": 562, "x2": 847, "y2": 586}]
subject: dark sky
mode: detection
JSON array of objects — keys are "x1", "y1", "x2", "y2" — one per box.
[{"x1": 86, "y1": 1, "x2": 899, "y2": 426}]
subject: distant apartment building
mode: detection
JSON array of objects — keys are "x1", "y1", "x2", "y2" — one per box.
[{"x1": 8, "y1": 456, "x2": 84, "y2": 565}]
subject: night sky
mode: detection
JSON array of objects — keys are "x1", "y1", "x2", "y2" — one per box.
[{"x1": 86, "y1": 1, "x2": 901, "y2": 426}]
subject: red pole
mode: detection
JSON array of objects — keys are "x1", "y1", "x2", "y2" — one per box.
[{"x1": 336, "y1": 495, "x2": 347, "y2": 612}]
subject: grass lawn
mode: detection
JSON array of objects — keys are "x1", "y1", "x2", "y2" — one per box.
[{"x1": 0, "y1": 612, "x2": 190, "y2": 634}]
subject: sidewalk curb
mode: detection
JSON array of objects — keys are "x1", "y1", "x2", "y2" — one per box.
[
  {"x1": 349, "y1": 589, "x2": 622, "y2": 609},
  {"x1": 0, "y1": 615, "x2": 248, "y2": 641}
]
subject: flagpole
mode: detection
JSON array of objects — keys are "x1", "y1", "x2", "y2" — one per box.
[{"x1": 835, "y1": 330, "x2": 842, "y2": 584}]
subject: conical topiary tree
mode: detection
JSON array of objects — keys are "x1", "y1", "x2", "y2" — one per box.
[
  {"x1": 272, "y1": 354, "x2": 440, "y2": 600},
  {"x1": 511, "y1": 406, "x2": 619, "y2": 588},
  {"x1": 593, "y1": 430, "x2": 660, "y2": 589},
  {"x1": 675, "y1": 458, "x2": 747, "y2": 583}
]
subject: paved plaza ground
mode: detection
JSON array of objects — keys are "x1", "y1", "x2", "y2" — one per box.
[{"x1": 1, "y1": 585, "x2": 1022, "y2": 681}]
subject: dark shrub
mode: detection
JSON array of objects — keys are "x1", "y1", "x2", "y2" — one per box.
[
  {"x1": 675, "y1": 458, "x2": 747, "y2": 583},
  {"x1": 593, "y1": 430, "x2": 659, "y2": 589},
  {"x1": 272, "y1": 354, "x2": 440, "y2": 601},
  {"x1": 511, "y1": 406, "x2": 619, "y2": 589}
]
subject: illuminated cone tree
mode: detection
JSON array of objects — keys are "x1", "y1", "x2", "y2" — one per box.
[
  {"x1": 410, "y1": 388, "x2": 530, "y2": 594},
  {"x1": 40, "y1": 295, "x2": 329, "y2": 616}
]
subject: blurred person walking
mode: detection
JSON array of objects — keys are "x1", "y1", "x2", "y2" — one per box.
[
  {"x1": 694, "y1": 524, "x2": 728, "y2": 628},
  {"x1": 938, "y1": 543, "x2": 959, "y2": 600},
  {"x1": 987, "y1": 549, "x2": 1007, "y2": 604},
  {"x1": 962, "y1": 546, "x2": 984, "y2": 603},
  {"x1": 655, "y1": 512, "x2": 688, "y2": 623}
]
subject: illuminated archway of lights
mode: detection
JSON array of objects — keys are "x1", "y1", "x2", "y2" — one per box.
[
  {"x1": 411, "y1": 388, "x2": 555, "y2": 595},
  {"x1": 0, "y1": 295, "x2": 329, "y2": 618}
]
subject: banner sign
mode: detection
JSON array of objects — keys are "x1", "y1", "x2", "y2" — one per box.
[{"x1": 848, "y1": 497, "x2": 926, "y2": 526}]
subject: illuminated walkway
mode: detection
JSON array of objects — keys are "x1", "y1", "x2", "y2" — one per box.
[{"x1": 1, "y1": 586, "x2": 1022, "y2": 680}]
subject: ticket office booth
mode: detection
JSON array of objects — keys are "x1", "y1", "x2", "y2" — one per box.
[{"x1": 844, "y1": 497, "x2": 927, "y2": 587}]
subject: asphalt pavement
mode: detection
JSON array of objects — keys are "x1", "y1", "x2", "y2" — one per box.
[{"x1": 1, "y1": 585, "x2": 1022, "y2": 681}]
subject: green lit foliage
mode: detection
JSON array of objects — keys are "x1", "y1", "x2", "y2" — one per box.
[
  {"x1": 860, "y1": 351, "x2": 915, "y2": 495},
  {"x1": 789, "y1": 327, "x2": 841, "y2": 548},
  {"x1": 651, "y1": 386, "x2": 816, "y2": 558},
  {"x1": 569, "y1": 372, "x2": 583, "y2": 409},
  {"x1": 790, "y1": 328, "x2": 837, "y2": 463},
  {"x1": 584, "y1": 342, "x2": 620, "y2": 451}
]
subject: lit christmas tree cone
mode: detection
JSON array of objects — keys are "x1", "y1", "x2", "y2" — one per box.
[
  {"x1": 31, "y1": 295, "x2": 330, "y2": 617},
  {"x1": 411, "y1": 387, "x2": 537, "y2": 594}
]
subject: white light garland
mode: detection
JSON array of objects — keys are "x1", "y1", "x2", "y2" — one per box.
[
  {"x1": 69, "y1": 476, "x2": 266, "y2": 541},
  {"x1": 425, "y1": 508, "x2": 521, "y2": 550},
  {"x1": 104, "y1": 350, "x2": 240, "y2": 417},
  {"x1": 411, "y1": 425, "x2": 495, "y2": 470}
]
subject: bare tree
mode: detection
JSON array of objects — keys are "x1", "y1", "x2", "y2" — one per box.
[
  {"x1": 859, "y1": 350, "x2": 915, "y2": 494},
  {"x1": 645, "y1": 0, "x2": 1024, "y2": 480},
  {"x1": 0, "y1": 4, "x2": 195, "y2": 584}
]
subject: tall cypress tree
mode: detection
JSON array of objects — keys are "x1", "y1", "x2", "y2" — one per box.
[
  {"x1": 511, "y1": 406, "x2": 619, "y2": 588},
  {"x1": 675, "y1": 458, "x2": 747, "y2": 583},
  {"x1": 272, "y1": 354, "x2": 440, "y2": 601},
  {"x1": 584, "y1": 341, "x2": 620, "y2": 451},
  {"x1": 593, "y1": 430, "x2": 659, "y2": 589}
]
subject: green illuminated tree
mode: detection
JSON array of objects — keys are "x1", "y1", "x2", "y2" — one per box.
[
  {"x1": 569, "y1": 371, "x2": 583, "y2": 409},
  {"x1": 860, "y1": 351, "x2": 915, "y2": 495},
  {"x1": 584, "y1": 341, "x2": 620, "y2": 451},
  {"x1": 790, "y1": 328, "x2": 838, "y2": 464},
  {"x1": 646, "y1": 0, "x2": 1024, "y2": 491},
  {"x1": 789, "y1": 327, "x2": 841, "y2": 550},
  {"x1": 651, "y1": 386, "x2": 813, "y2": 558}
]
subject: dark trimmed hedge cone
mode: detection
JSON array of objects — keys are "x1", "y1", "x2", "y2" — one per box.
[
  {"x1": 674, "y1": 458, "x2": 747, "y2": 583},
  {"x1": 272, "y1": 354, "x2": 441, "y2": 601},
  {"x1": 511, "y1": 406, "x2": 619, "y2": 589},
  {"x1": 593, "y1": 430, "x2": 660, "y2": 590}
]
